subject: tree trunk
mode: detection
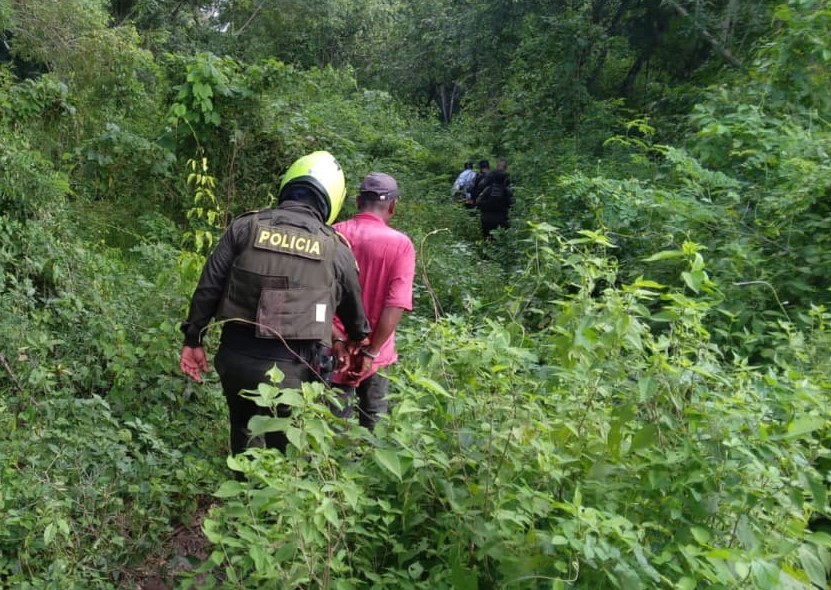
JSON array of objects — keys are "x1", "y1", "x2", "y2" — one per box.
[
  {"x1": 588, "y1": 0, "x2": 632, "y2": 93},
  {"x1": 720, "y1": 0, "x2": 740, "y2": 44},
  {"x1": 619, "y1": 48, "x2": 651, "y2": 97},
  {"x1": 437, "y1": 81, "x2": 461, "y2": 124}
]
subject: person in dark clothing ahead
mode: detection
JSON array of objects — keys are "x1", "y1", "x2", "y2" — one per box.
[
  {"x1": 179, "y1": 151, "x2": 370, "y2": 456},
  {"x1": 470, "y1": 159, "x2": 490, "y2": 207},
  {"x1": 476, "y1": 169, "x2": 515, "y2": 239}
]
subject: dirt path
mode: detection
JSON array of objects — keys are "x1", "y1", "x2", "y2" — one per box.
[{"x1": 120, "y1": 502, "x2": 216, "y2": 590}]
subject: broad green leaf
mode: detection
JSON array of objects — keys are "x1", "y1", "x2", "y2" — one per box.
[
  {"x1": 638, "y1": 376, "x2": 658, "y2": 402},
  {"x1": 414, "y1": 376, "x2": 452, "y2": 398},
  {"x1": 628, "y1": 277, "x2": 667, "y2": 289},
  {"x1": 613, "y1": 563, "x2": 643, "y2": 590},
  {"x1": 43, "y1": 523, "x2": 56, "y2": 546},
  {"x1": 798, "y1": 545, "x2": 827, "y2": 587},
  {"x1": 247, "y1": 416, "x2": 290, "y2": 437},
  {"x1": 249, "y1": 545, "x2": 268, "y2": 572},
  {"x1": 805, "y1": 472, "x2": 828, "y2": 512},
  {"x1": 273, "y1": 541, "x2": 297, "y2": 562},
  {"x1": 608, "y1": 420, "x2": 623, "y2": 459},
  {"x1": 265, "y1": 365, "x2": 285, "y2": 384},
  {"x1": 751, "y1": 560, "x2": 779, "y2": 590},
  {"x1": 276, "y1": 390, "x2": 306, "y2": 408},
  {"x1": 691, "y1": 526, "x2": 711, "y2": 545},
  {"x1": 785, "y1": 416, "x2": 825, "y2": 438},
  {"x1": 214, "y1": 480, "x2": 245, "y2": 498},
  {"x1": 734, "y1": 561, "x2": 750, "y2": 580},
  {"x1": 207, "y1": 549, "x2": 224, "y2": 566},
  {"x1": 286, "y1": 427, "x2": 305, "y2": 451},
  {"x1": 451, "y1": 562, "x2": 478, "y2": 590},
  {"x1": 681, "y1": 271, "x2": 700, "y2": 293},
  {"x1": 807, "y1": 531, "x2": 831, "y2": 548},
  {"x1": 631, "y1": 424, "x2": 657, "y2": 451},
  {"x1": 320, "y1": 498, "x2": 340, "y2": 527},
  {"x1": 373, "y1": 448, "x2": 403, "y2": 481},
  {"x1": 226, "y1": 455, "x2": 243, "y2": 472},
  {"x1": 57, "y1": 518, "x2": 70, "y2": 537},
  {"x1": 644, "y1": 250, "x2": 685, "y2": 262}
]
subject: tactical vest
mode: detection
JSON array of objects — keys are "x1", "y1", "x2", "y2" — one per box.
[
  {"x1": 216, "y1": 208, "x2": 338, "y2": 345},
  {"x1": 477, "y1": 184, "x2": 508, "y2": 213}
]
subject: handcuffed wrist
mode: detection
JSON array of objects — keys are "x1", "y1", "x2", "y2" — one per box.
[{"x1": 360, "y1": 347, "x2": 379, "y2": 359}]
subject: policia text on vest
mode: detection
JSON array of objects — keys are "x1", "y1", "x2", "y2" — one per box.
[{"x1": 255, "y1": 225, "x2": 324, "y2": 260}]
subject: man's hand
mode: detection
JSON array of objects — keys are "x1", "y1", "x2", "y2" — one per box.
[
  {"x1": 180, "y1": 345, "x2": 210, "y2": 383},
  {"x1": 345, "y1": 337, "x2": 369, "y2": 356},
  {"x1": 332, "y1": 338, "x2": 372, "y2": 383},
  {"x1": 345, "y1": 347, "x2": 375, "y2": 381}
]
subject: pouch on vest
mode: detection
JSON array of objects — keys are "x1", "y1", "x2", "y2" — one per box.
[{"x1": 255, "y1": 286, "x2": 333, "y2": 341}]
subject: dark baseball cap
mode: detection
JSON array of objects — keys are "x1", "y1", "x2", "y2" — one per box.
[{"x1": 359, "y1": 172, "x2": 400, "y2": 201}]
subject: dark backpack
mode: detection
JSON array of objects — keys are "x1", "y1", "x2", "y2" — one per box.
[{"x1": 476, "y1": 183, "x2": 508, "y2": 213}]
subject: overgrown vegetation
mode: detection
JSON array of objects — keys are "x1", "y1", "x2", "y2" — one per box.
[{"x1": 0, "y1": 0, "x2": 829, "y2": 587}]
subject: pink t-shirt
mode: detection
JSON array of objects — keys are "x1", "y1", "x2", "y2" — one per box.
[{"x1": 333, "y1": 212, "x2": 416, "y2": 384}]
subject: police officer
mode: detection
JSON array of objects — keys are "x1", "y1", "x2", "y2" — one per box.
[{"x1": 179, "y1": 151, "x2": 370, "y2": 456}]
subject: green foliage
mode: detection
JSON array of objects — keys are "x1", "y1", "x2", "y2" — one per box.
[
  {"x1": 0, "y1": 129, "x2": 70, "y2": 221},
  {"x1": 2, "y1": 0, "x2": 831, "y2": 586},
  {"x1": 167, "y1": 53, "x2": 249, "y2": 138},
  {"x1": 0, "y1": 392, "x2": 222, "y2": 587},
  {"x1": 0, "y1": 72, "x2": 74, "y2": 125},
  {"x1": 0, "y1": 128, "x2": 224, "y2": 585},
  {"x1": 7, "y1": 0, "x2": 111, "y2": 70},
  {"x1": 196, "y1": 230, "x2": 830, "y2": 588},
  {"x1": 182, "y1": 157, "x2": 225, "y2": 254},
  {"x1": 755, "y1": 0, "x2": 831, "y2": 116}
]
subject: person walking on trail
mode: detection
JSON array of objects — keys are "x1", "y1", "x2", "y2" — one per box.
[
  {"x1": 179, "y1": 151, "x2": 370, "y2": 457},
  {"x1": 330, "y1": 172, "x2": 416, "y2": 430},
  {"x1": 496, "y1": 158, "x2": 511, "y2": 182},
  {"x1": 470, "y1": 159, "x2": 490, "y2": 207},
  {"x1": 476, "y1": 169, "x2": 515, "y2": 239},
  {"x1": 451, "y1": 161, "x2": 476, "y2": 204}
]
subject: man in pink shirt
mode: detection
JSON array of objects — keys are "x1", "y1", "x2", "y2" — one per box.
[{"x1": 330, "y1": 172, "x2": 416, "y2": 429}]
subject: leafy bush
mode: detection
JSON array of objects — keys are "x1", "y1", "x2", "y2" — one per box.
[{"x1": 196, "y1": 228, "x2": 830, "y2": 589}]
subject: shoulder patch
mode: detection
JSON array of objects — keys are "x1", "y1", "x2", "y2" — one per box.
[{"x1": 235, "y1": 209, "x2": 264, "y2": 222}]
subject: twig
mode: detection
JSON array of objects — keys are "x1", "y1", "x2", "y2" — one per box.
[
  {"x1": 200, "y1": 318, "x2": 333, "y2": 386},
  {"x1": 418, "y1": 229, "x2": 449, "y2": 322},
  {"x1": 732, "y1": 280, "x2": 791, "y2": 322},
  {"x1": 0, "y1": 353, "x2": 24, "y2": 393},
  {"x1": 664, "y1": 0, "x2": 743, "y2": 68},
  {"x1": 234, "y1": 1, "x2": 267, "y2": 37},
  {"x1": 1, "y1": 352, "x2": 30, "y2": 430}
]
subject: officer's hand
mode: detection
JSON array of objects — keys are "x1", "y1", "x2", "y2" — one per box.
[{"x1": 180, "y1": 346, "x2": 210, "y2": 383}]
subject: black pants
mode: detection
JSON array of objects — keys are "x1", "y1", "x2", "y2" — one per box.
[
  {"x1": 331, "y1": 372, "x2": 390, "y2": 430},
  {"x1": 214, "y1": 345, "x2": 317, "y2": 456},
  {"x1": 480, "y1": 212, "x2": 510, "y2": 239}
]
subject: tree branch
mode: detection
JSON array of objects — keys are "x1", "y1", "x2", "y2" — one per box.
[{"x1": 664, "y1": 0, "x2": 743, "y2": 68}]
